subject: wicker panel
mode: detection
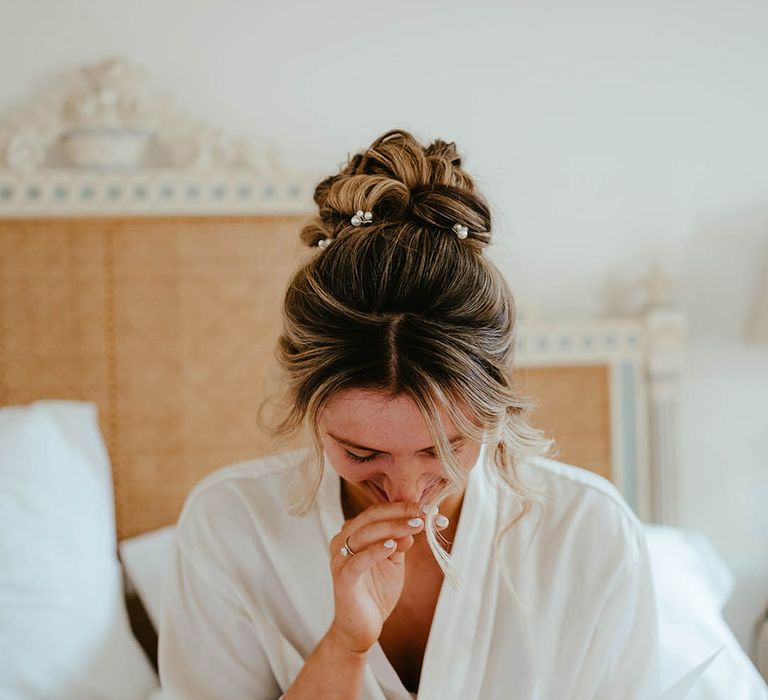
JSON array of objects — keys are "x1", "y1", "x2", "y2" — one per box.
[
  {"x1": 0, "y1": 216, "x2": 307, "y2": 539},
  {"x1": 0, "y1": 218, "x2": 111, "y2": 411},
  {"x1": 511, "y1": 364, "x2": 612, "y2": 482}
]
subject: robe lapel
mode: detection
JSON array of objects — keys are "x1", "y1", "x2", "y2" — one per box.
[{"x1": 414, "y1": 441, "x2": 501, "y2": 700}]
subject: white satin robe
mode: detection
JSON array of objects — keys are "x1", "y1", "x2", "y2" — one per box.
[{"x1": 157, "y1": 443, "x2": 712, "y2": 700}]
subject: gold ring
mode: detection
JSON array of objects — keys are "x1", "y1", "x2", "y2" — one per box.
[{"x1": 341, "y1": 535, "x2": 357, "y2": 556}]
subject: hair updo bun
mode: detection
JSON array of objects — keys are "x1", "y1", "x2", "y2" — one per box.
[
  {"x1": 267, "y1": 127, "x2": 555, "y2": 594},
  {"x1": 299, "y1": 129, "x2": 492, "y2": 249}
]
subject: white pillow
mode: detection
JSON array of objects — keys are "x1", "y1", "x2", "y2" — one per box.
[
  {"x1": 0, "y1": 400, "x2": 159, "y2": 699},
  {"x1": 119, "y1": 525, "x2": 177, "y2": 630}
]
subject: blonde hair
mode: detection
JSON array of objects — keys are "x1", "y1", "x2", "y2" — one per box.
[{"x1": 258, "y1": 128, "x2": 555, "y2": 600}]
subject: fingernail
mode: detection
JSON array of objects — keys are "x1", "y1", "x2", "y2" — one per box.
[
  {"x1": 420, "y1": 504, "x2": 431, "y2": 514},
  {"x1": 408, "y1": 517, "x2": 423, "y2": 527},
  {"x1": 383, "y1": 539, "x2": 396, "y2": 548},
  {"x1": 435, "y1": 514, "x2": 449, "y2": 528}
]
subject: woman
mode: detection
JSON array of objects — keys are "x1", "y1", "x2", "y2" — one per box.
[{"x1": 157, "y1": 129, "x2": 662, "y2": 699}]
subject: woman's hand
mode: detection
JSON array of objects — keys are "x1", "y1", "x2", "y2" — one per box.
[{"x1": 327, "y1": 501, "x2": 446, "y2": 654}]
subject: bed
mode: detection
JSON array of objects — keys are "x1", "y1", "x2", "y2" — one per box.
[{"x1": 1, "y1": 57, "x2": 766, "y2": 700}]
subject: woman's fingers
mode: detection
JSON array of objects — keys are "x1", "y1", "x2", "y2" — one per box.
[
  {"x1": 330, "y1": 501, "x2": 418, "y2": 552},
  {"x1": 434, "y1": 513, "x2": 450, "y2": 529},
  {"x1": 329, "y1": 501, "x2": 450, "y2": 577},
  {"x1": 342, "y1": 515, "x2": 425, "y2": 556},
  {"x1": 339, "y1": 535, "x2": 404, "y2": 579},
  {"x1": 420, "y1": 503, "x2": 450, "y2": 531}
]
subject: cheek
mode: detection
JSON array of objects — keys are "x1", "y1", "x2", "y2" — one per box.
[
  {"x1": 458, "y1": 442, "x2": 481, "y2": 469},
  {"x1": 334, "y1": 465, "x2": 370, "y2": 483}
]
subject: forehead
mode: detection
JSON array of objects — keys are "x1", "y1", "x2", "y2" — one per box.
[{"x1": 319, "y1": 388, "x2": 460, "y2": 446}]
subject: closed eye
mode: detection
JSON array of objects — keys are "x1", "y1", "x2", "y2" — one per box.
[
  {"x1": 345, "y1": 450, "x2": 376, "y2": 463},
  {"x1": 344, "y1": 445, "x2": 462, "y2": 463}
]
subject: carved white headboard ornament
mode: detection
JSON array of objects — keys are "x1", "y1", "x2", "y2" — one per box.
[
  {"x1": 0, "y1": 56, "x2": 317, "y2": 215},
  {"x1": 59, "y1": 58, "x2": 161, "y2": 169}
]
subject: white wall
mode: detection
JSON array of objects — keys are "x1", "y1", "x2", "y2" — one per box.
[{"x1": 2, "y1": 0, "x2": 766, "y2": 660}]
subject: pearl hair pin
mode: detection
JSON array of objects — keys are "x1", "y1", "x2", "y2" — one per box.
[
  {"x1": 452, "y1": 223, "x2": 469, "y2": 239},
  {"x1": 351, "y1": 210, "x2": 373, "y2": 226}
]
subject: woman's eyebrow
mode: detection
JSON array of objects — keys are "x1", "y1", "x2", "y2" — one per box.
[{"x1": 327, "y1": 431, "x2": 464, "y2": 453}]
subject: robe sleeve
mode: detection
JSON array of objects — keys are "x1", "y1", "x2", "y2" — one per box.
[
  {"x1": 577, "y1": 528, "x2": 662, "y2": 700},
  {"x1": 157, "y1": 541, "x2": 286, "y2": 700}
]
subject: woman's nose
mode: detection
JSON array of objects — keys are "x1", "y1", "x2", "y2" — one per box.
[{"x1": 385, "y1": 473, "x2": 432, "y2": 503}]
